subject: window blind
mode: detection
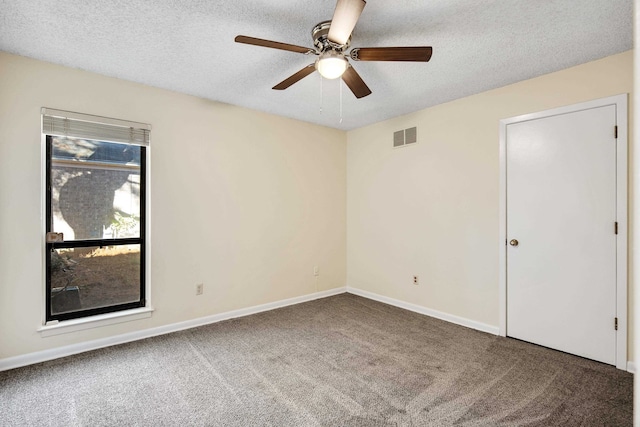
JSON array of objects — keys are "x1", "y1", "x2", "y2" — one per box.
[{"x1": 42, "y1": 108, "x2": 150, "y2": 146}]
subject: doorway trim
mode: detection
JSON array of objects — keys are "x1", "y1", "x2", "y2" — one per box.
[{"x1": 498, "y1": 94, "x2": 628, "y2": 370}]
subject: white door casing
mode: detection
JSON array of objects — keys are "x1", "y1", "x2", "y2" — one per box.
[{"x1": 498, "y1": 94, "x2": 628, "y2": 370}]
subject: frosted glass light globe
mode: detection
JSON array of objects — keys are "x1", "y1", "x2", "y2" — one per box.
[{"x1": 316, "y1": 51, "x2": 348, "y2": 79}]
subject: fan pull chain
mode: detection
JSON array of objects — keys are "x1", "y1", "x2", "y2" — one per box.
[
  {"x1": 320, "y1": 75, "x2": 323, "y2": 114},
  {"x1": 339, "y1": 79, "x2": 343, "y2": 124}
]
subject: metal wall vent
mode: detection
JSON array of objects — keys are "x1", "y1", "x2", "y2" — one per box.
[
  {"x1": 393, "y1": 130, "x2": 405, "y2": 147},
  {"x1": 405, "y1": 127, "x2": 417, "y2": 144},
  {"x1": 393, "y1": 127, "x2": 418, "y2": 148}
]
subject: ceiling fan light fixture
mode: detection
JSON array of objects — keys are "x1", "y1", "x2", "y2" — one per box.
[
  {"x1": 316, "y1": 51, "x2": 348, "y2": 79},
  {"x1": 235, "y1": 0, "x2": 431, "y2": 99}
]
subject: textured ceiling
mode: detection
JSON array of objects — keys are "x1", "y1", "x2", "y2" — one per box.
[{"x1": 0, "y1": 0, "x2": 633, "y2": 130}]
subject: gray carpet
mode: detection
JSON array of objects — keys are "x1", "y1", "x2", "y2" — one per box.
[{"x1": 0, "y1": 294, "x2": 632, "y2": 426}]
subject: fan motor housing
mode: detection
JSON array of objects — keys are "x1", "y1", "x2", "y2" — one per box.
[{"x1": 312, "y1": 20, "x2": 351, "y2": 52}]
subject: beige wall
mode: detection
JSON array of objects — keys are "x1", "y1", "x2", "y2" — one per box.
[
  {"x1": 0, "y1": 51, "x2": 347, "y2": 360},
  {"x1": 347, "y1": 51, "x2": 634, "y2": 359}
]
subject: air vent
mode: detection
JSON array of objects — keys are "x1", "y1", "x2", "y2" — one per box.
[
  {"x1": 392, "y1": 127, "x2": 418, "y2": 148},
  {"x1": 393, "y1": 130, "x2": 405, "y2": 147},
  {"x1": 405, "y1": 127, "x2": 417, "y2": 145}
]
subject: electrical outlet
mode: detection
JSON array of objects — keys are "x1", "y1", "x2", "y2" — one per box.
[
  {"x1": 413, "y1": 275, "x2": 419, "y2": 285},
  {"x1": 196, "y1": 283, "x2": 204, "y2": 295},
  {"x1": 313, "y1": 266, "x2": 319, "y2": 276}
]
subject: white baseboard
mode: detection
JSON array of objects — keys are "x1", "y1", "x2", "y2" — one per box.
[
  {"x1": 0, "y1": 287, "x2": 347, "y2": 372},
  {"x1": 346, "y1": 286, "x2": 500, "y2": 336},
  {"x1": 627, "y1": 361, "x2": 635, "y2": 374}
]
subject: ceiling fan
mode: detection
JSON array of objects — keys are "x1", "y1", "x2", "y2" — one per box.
[{"x1": 235, "y1": 0, "x2": 432, "y2": 99}]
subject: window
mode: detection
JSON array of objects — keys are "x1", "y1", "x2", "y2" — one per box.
[{"x1": 43, "y1": 109, "x2": 149, "y2": 322}]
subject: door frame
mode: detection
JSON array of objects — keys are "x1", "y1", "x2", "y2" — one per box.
[{"x1": 498, "y1": 94, "x2": 628, "y2": 370}]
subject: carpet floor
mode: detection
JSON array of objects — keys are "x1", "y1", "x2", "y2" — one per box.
[{"x1": 0, "y1": 294, "x2": 633, "y2": 426}]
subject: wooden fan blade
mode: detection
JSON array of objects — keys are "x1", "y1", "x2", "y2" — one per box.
[
  {"x1": 327, "y1": 0, "x2": 366, "y2": 46},
  {"x1": 235, "y1": 35, "x2": 315, "y2": 54},
  {"x1": 273, "y1": 64, "x2": 316, "y2": 90},
  {"x1": 350, "y1": 47, "x2": 433, "y2": 62},
  {"x1": 341, "y1": 66, "x2": 371, "y2": 99}
]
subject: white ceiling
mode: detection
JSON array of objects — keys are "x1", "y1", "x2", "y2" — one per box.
[{"x1": 0, "y1": 0, "x2": 633, "y2": 130}]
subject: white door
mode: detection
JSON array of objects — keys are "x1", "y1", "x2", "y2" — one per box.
[{"x1": 506, "y1": 105, "x2": 617, "y2": 365}]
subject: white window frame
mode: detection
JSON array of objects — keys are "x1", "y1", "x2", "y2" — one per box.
[{"x1": 39, "y1": 108, "x2": 153, "y2": 336}]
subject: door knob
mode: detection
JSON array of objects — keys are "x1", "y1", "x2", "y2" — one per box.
[{"x1": 509, "y1": 239, "x2": 519, "y2": 247}]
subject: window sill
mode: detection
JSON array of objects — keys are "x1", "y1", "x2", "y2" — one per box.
[{"x1": 37, "y1": 307, "x2": 154, "y2": 337}]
